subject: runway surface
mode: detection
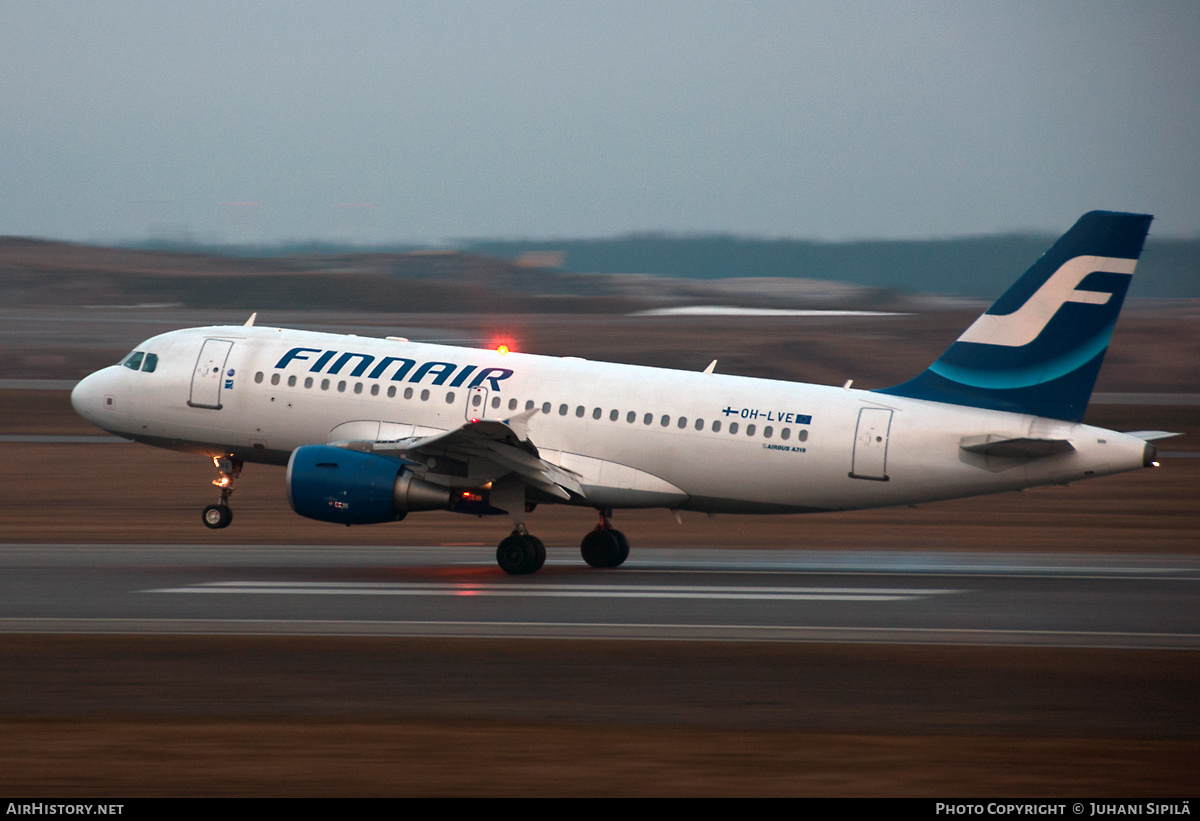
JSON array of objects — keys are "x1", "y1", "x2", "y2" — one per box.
[{"x1": 3, "y1": 544, "x2": 1197, "y2": 649}]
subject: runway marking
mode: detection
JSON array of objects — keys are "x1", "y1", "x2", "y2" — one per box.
[
  {"x1": 620, "y1": 565, "x2": 1200, "y2": 580},
  {"x1": 6, "y1": 546, "x2": 1198, "y2": 581},
  {"x1": 142, "y1": 580, "x2": 963, "y2": 602}
]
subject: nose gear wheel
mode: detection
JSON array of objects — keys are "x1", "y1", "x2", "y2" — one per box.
[{"x1": 201, "y1": 456, "x2": 241, "y2": 530}]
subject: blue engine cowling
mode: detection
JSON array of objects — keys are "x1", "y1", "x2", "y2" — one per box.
[{"x1": 286, "y1": 444, "x2": 454, "y2": 526}]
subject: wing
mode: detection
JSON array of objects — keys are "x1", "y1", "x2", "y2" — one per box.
[{"x1": 334, "y1": 411, "x2": 583, "y2": 501}]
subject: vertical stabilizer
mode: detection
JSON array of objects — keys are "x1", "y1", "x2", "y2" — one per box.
[{"x1": 878, "y1": 211, "x2": 1152, "y2": 421}]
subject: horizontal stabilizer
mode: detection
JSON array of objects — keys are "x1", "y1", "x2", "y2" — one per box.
[
  {"x1": 1124, "y1": 430, "x2": 1182, "y2": 442},
  {"x1": 959, "y1": 434, "x2": 1075, "y2": 458}
]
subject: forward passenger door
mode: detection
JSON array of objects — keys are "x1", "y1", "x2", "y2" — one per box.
[{"x1": 188, "y1": 339, "x2": 234, "y2": 410}]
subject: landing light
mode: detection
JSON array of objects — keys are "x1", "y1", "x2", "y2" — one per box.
[{"x1": 496, "y1": 344, "x2": 509, "y2": 355}]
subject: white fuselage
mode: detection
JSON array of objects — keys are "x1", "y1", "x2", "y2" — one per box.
[{"x1": 71, "y1": 325, "x2": 1152, "y2": 515}]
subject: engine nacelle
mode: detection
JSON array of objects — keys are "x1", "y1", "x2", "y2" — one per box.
[{"x1": 286, "y1": 444, "x2": 454, "y2": 525}]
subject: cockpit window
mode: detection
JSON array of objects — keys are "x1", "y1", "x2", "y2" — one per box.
[
  {"x1": 142, "y1": 353, "x2": 158, "y2": 373},
  {"x1": 122, "y1": 351, "x2": 145, "y2": 371}
]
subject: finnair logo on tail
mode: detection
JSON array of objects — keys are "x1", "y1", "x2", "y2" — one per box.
[{"x1": 957, "y1": 255, "x2": 1136, "y2": 348}]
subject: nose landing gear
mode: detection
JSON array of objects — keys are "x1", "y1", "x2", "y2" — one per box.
[{"x1": 201, "y1": 456, "x2": 241, "y2": 529}]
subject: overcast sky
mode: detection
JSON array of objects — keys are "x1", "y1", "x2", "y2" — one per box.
[{"x1": 2, "y1": 1, "x2": 1198, "y2": 245}]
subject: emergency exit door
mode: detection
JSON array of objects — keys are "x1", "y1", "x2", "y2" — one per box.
[{"x1": 465, "y1": 386, "x2": 489, "y2": 421}]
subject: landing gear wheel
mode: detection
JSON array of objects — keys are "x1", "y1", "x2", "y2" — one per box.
[
  {"x1": 202, "y1": 504, "x2": 232, "y2": 529},
  {"x1": 612, "y1": 529, "x2": 630, "y2": 565},
  {"x1": 525, "y1": 534, "x2": 547, "y2": 568},
  {"x1": 581, "y1": 528, "x2": 626, "y2": 568},
  {"x1": 496, "y1": 532, "x2": 546, "y2": 575}
]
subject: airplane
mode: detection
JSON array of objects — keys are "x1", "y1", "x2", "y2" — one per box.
[{"x1": 70, "y1": 211, "x2": 1168, "y2": 575}]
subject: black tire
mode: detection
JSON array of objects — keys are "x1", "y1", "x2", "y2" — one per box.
[
  {"x1": 202, "y1": 504, "x2": 232, "y2": 529},
  {"x1": 497, "y1": 533, "x2": 543, "y2": 575},
  {"x1": 580, "y1": 528, "x2": 623, "y2": 568},
  {"x1": 611, "y1": 529, "x2": 630, "y2": 566},
  {"x1": 525, "y1": 534, "x2": 547, "y2": 573}
]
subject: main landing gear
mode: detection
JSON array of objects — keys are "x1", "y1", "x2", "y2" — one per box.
[
  {"x1": 580, "y1": 507, "x2": 630, "y2": 569},
  {"x1": 201, "y1": 455, "x2": 241, "y2": 530},
  {"x1": 493, "y1": 508, "x2": 630, "y2": 575},
  {"x1": 496, "y1": 525, "x2": 546, "y2": 575}
]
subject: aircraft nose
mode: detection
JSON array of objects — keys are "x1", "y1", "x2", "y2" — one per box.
[{"x1": 71, "y1": 369, "x2": 111, "y2": 424}]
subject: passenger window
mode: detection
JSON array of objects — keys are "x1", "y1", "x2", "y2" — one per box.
[
  {"x1": 254, "y1": 372, "x2": 264, "y2": 384},
  {"x1": 420, "y1": 389, "x2": 430, "y2": 401},
  {"x1": 627, "y1": 411, "x2": 636, "y2": 423},
  {"x1": 141, "y1": 353, "x2": 158, "y2": 373},
  {"x1": 763, "y1": 426, "x2": 772, "y2": 438},
  {"x1": 387, "y1": 386, "x2": 396, "y2": 398},
  {"x1": 712, "y1": 420, "x2": 722, "y2": 433},
  {"x1": 446, "y1": 391, "x2": 455, "y2": 403},
  {"x1": 288, "y1": 375, "x2": 297, "y2": 387},
  {"x1": 677, "y1": 417, "x2": 687, "y2": 429},
  {"x1": 746, "y1": 424, "x2": 756, "y2": 436},
  {"x1": 781, "y1": 428, "x2": 790, "y2": 440},
  {"x1": 729, "y1": 422, "x2": 739, "y2": 434},
  {"x1": 404, "y1": 388, "x2": 414, "y2": 399},
  {"x1": 609, "y1": 409, "x2": 618, "y2": 421},
  {"x1": 492, "y1": 396, "x2": 501, "y2": 409},
  {"x1": 354, "y1": 383, "x2": 363, "y2": 394},
  {"x1": 576, "y1": 406, "x2": 585, "y2": 418},
  {"x1": 304, "y1": 377, "x2": 314, "y2": 389},
  {"x1": 271, "y1": 373, "x2": 280, "y2": 386},
  {"x1": 643, "y1": 413, "x2": 653, "y2": 425},
  {"x1": 559, "y1": 404, "x2": 568, "y2": 416},
  {"x1": 370, "y1": 384, "x2": 379, "y2": 396},
  {"x1": 123, "y1": 352, "x2": 144, "y2": 371},
  {"x1": 321, "y1": 379, "x2": 330, "y2": 390},
  {"x1": 694, "y1": 419, "x2": 704, "y2": 431},
  {"x1": 660, "y1": 415, "x2": 670, "y2": 427},
  {"x1": 510, "y1": 399, "x2": 519, "y2": 411},
  {"x1": 542, "y1": 402, "x2": 551, "y2": 414},
  {"x1": 798, "y1": 429, "x2": 809, "y2": 442},
  {"x1": 337, "y1": 381, "x2": 346, "y2": 393}
]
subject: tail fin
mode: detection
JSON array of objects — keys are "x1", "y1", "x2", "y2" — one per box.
[{"x1": 878, "y1": 211, "x2": 1153, "y2": 421}]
